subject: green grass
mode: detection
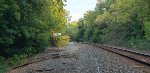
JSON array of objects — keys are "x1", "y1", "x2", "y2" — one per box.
[
  {"x1": 0, "y1": 63, "x2": 8, "y2": 73},
  {"x1": 0, "y1": 54, "x2": 28, "y2": 73},
  {"x1": 0, "y1": 56, "x2": 8, "y2": 73}
]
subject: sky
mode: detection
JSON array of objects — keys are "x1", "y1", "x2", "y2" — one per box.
[{"x1": 64, "y1": 0, "x2": 97, "y2": 22}]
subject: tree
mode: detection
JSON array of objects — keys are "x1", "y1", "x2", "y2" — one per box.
[
  {"x1": 75, "y1": 19, "x2": 85, "y2": 42},
  {"x1": 0, "y1": 0, "x2": 67, "y2": 57},
  {"x1": 75, "y1": 0, "x2": 150, "y2": 50},
  {"x1": 67, "y1": 21, "x2": 77, "y2": 41}
]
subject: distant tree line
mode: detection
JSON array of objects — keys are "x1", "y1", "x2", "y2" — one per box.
[{"x1": 74, "y1": 0, "x2": 150, "y2": 50}]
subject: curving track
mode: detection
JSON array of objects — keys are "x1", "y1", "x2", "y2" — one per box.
[{"x1": 90, "y1": 43, "x2": 150, "y2": 67}]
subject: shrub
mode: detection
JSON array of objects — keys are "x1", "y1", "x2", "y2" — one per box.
[
  {"x1": 7, "y1": 54, "x2": 27, "y2": 66},
  {"x1": 53, "y1": 36, "x2": 70, "y2": 47},
  {"x1": 0, "y1": 56, "x2": 8, "y2": 73}
]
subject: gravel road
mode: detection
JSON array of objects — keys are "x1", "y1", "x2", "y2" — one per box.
[{"x1": 8, "y1": 42, "x2": 149, "y2": 73}]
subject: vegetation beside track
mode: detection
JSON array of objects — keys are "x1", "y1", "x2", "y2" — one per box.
[
  {"x1": 0, "y1": 0, "x2": 68, "y2": 72},
  {"x1": 70, "y1": 0, "x2": 150, "y2": 51},
  {"x1": 53, "y1": 36, "x2": 70, "y2": 47}
]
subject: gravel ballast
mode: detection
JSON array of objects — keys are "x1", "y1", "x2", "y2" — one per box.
[{"x1": 8, "y1": 43, "x2": 149, "y2": 73}]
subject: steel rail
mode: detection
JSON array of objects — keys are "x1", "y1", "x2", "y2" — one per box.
[{"x1": 88, "y1": 43, "x2": 150, "y2": 67}]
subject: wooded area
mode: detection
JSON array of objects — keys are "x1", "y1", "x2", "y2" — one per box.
[
  {"x1": 0, "y1": 0, "x2": 68, "y2": 57},
  {"x1": 73, "y1": 0, "x2": 150, "y2": 50},
  {"x1": 0, "y1": 0, "x2": 68, "y2": 72},
  {"x1": 0, "y1": 0, "x2": 150, "y2": 72}
]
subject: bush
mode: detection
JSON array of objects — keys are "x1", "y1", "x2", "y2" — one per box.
[
  {"x1": 144, "y1": 21, "x2": 150, "y2": 41},
  {"x1": 53, "y1": 36, "x2": 70, "y2": 47},
  {"x1": 7, "y1": 54, "x2": 27, "y2": 66},
  {"x1": 0, "y1": 56, "x2": 8, "y2": 73},
  {"x1": 0, "y1": 55, "x2": 27, "y2": 73},
  {"x1": 129, "y1": 37, "x2": 150, "y2": 50},
  {"x1": 0, "y1": 0, "x2": 67, "y2": 57}
]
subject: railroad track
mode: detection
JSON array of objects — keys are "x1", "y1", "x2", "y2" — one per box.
[
  {"x1": 88, "y1": 43, "x2": 150, "y2": 67},
  {"x1": 9, "y1": 45, "x2": 78, "y2": 70}
]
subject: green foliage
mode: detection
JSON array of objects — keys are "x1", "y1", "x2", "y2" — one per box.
[
  {"x1": 75, "y1": 11, "x2": 98, "y2": 42},
  {"x1": 7, "y1": 54, "x2": 27, "y2": 66},
  {"x1": 0, "y1": 0, "x2": 67, "y2": 72},
  {"x1": 0, "y1": 0, "x2": 66, "y2": 57},
  {"x1": 67, "y1": 21, "x2": 77, "y2": 40},
  {"x1": 0, "y1": 0, "x2": 67, "y2": 57},
  {"x1": 53, "y1": 36, "x2": 70, "y2": 47},
  {"x1": 75, "y1": 0, "x2": 150, "y2": 50},
  {"x1": 0, "y1": 55, "x2": 28, "y2": 73},
  {"x1": 0, "y1": 56, "x2": 8, "y2": 73},
  {"x1": 75, "y1": 19, "x2": 85, "y2": 42},
  {"x1": 144, "y1": 21, "x2": 150, "y2": 41}
]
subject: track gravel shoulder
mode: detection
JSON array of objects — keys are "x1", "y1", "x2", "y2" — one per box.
[{"x1": 8, "y1": 43, "x2": 149, "y2": 73}]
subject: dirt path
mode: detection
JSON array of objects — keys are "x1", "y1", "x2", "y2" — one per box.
[{"x1": 8, "y1": 43, "x2": 149, "y2": 73}]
